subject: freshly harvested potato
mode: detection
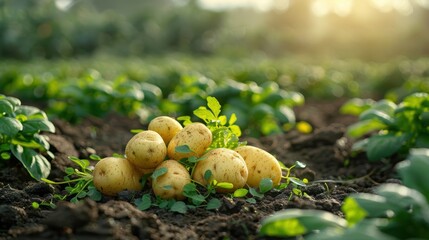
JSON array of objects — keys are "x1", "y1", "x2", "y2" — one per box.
[
  {"x1": 235, "y1": 145, "x2": 283, "y2": 188},
  {"x1": 167, "y1": 122, "x2": 212, "y2": 160},
  {"x1": 193, "y1": 148, "x2": 248, "y2": 193},
  {"x1": 148, "y1": 116, "x2": 183, "y2": 145},
  {"x1": 125, "y1": 130, "x2": 167, "y2": 169},
  {"x1": 152, "y1": 160, "x2": 191, "y2": 200},
  {"x1": 93, "y1": 157, "x2": 142, "y2": 196}
]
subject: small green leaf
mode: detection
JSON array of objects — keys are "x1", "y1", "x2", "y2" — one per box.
[
  {"x1": 151, "y1": 167, "x2": 168, "y2": 180},
  {"x1": 64, "y1": 167, "x2": 75, "y2": 175},
  {"x1": 216, "y1": 182, "x2": 233, "y2": 189},
  {"x1": 170, "y1": 201, "x2": 187, "y2": 214},
  {"x1": 204, "y1": 170, "x2": 212, "y2": 181},
  {"x1": 342, "y1": 197, "x2": 367, "y2": 226},
  {"x1": 246, "y1": 198, "x2": 257, "y2": 204},
  {"x1": 233, "y1": 188, "x2": 249, "y2": 198},
  {"x1": 193, "y1": 107, "x2": 215, "y2": 123},
  {"x1": 135, "y1": 194, "x2": 152, "y2": 211},
  {"x1": 207, "y1": 96, "x2": 221, "y2": 118},
  {"x1": 295, "y1": 161, "x2": 306, "y2": 169},
  {"x1": 1, "y1": 152, "x2": 11, "y2": 160},
  {"x1": 259, "y1": 178, "x2": 273, "y2": 193},
  {"x1": 206, "y1": 198, "x2": 222, "y2": 210},
  {"x1": 249, "y1": 188, "x2": 264, "y2": 199},
  {"x1": 229, "y1": 113, "x2": 237, "y2": 125},
  {"x1": 175, "y1": 145, "x2": 193, "y2": 154},
  {"x1": 32, "y1": 202, "x2": 40, "y2": 209},
  {"x1": 0, "y1": 117, "x2": 23, "y2": 137},
  {"x1": 289, "y1": 177, "x2": 307, "y2": 187},
  {"x1": 87, "y1": 186, "x2": 102, "y2": 201}
]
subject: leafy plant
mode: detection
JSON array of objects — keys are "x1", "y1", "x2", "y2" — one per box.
[
  {"x1": 42, "y1": 155, "x2": 102, "y2": 203},
  {"x1": 341, "y1": 92, "x2": 429, "y2": 161},
  {"x1": 178, "y1": 96, "x2": 245, "y2": 150},
  {"x1": 259, "y1": 148, "x2": 429, "y2": 239},
  {"x1": 0, "y1": 94, "x2": 55, "y2": 180}
]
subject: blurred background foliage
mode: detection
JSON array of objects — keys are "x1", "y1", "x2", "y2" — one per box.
[{"x1": 1, "y1": 0, "x2": 429, "y2": 60}]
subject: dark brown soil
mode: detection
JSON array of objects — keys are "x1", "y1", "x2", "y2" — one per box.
[{"x1": 0, "y1": 99, "x2": 399, "y2": 240}]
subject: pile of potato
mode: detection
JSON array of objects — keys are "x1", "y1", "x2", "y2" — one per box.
[{"x1": 93, "y1": 116, "x2": 283, "y2": 200}]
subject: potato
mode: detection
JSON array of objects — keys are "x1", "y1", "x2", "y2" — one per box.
[
  {"x1": 235, "y1": 146, "x2": 283, "y2": 188},
  {"x1": 192, "y1": 148, "x2": 248, "y2": 193},
  {"x1": 93, "y1": 157, "x2": 142, "y2": 196},
  {"x1": 167, "y1": 122, "x2": 212, "y2": 160},
  {"x1": 125, "y1": 130, "x2": 167, "y2": 169},
  {"x1": 148, "y1": 116, "x2": 183, "y2": 145},
  {"x1": 152, "y1": 160, "x2": 191, "y2": 200}
]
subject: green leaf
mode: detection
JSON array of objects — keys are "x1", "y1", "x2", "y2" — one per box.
[
  {"x1": 233, "y1": 188, "x2": 249, "y2": 198},
  {"x1": 135, "y1": 193, "x2": 152, "y2": 211},
  {"x1": 289, "y1": 177, "x2": 307, "y2": 187},
  {"x1": 207, "y1": 96, "x2": 221, "y2": 118},
  {"x1": 175, "y1": 145, "x2": 193, "y2": 153},
  {"x1": 229, "y1": 113, "x2": 237, "y2": 125},
  {"x1": 87, "y1": 186, "x2": 102, "y2": 201},
  {"x1": 366, "y1": 133, "x2": 406, "y2": 161},
  {"x1": 11, "y1": 145, "x2": 51, "y2": 180},
  {"x1": 22, "y1": 119, "x2": 55, "y2": 133},
  {"x1": 0, "y1": 99, "x2": 14, "y2": 116},
  {"x1": 346, "y1": 119, "x2": 387, "y2": 138},
  {"x1": 170, "y1": 201, "x2": 187, "y2": 214},
  {"x1": 259, "y1": 209, "x2": 347, "y2": 237},
  {"x1": 1, "y1": 152, "x2": 11, "y2": 160},
  {"x1": 15, "y1": 106, "x2": 47, "y2": 119},
  {"x1": 216, "y1": 182, "x2": 233, "y2": 189},
  {"x1": 246, "y1": 198, "x2": 257, "y2": 204},
  {"x1": 259, "y1": 178, "x2": 273, "y2": 193},
  {"x1": 359, "y1": 109, "x2": 394, "y2": 126},
  {"x1": 396, "y1": 153, "x2": 429, "y2": 202},
  {"x1": 151, "y1": 167, "x2": 167, "y2": 180},
  {"x1": 295, "y1": 161, "x2": 306, "y2": 168},
  {"x1": 340, "y1": 98, "x2": 375, "y2": 116},
  {"x1": 206, "y1": 198, "x2": 222, "y2": 210},
  {"x1": 0, "y1": 117, "x2": 23, "y2": 137},
  {"x1": 342, "y1": 197, "x2": 367, "y2": 226},
  {"x1": 193, "y1": 107, "x2": 215, "y2": 123},
  {"x1": 249, "y1": 187, "x2": 264, "y2": 199},
  {"x1": 204, "y1": 169, "x2": 212, "y2": 181}
]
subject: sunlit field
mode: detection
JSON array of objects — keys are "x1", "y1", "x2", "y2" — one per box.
[{"x1": 1, "y1": 1, "x2": 429, "y2": 239}]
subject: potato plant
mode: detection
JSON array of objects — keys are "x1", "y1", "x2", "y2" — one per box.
[
  {"x1": 341, "y1": 92, "x2": 429, "y2": 161},
  {"x1": 259, "y1": 148, "x2": 429, "y2": 240},
  {"x1": 0, "y1": 94, "x2": 55, "y2": 180}
]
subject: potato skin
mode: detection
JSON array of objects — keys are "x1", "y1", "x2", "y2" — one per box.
[
  {"x1": 125, "y1": 130, "x2": 167, "y2": 169},
  {"x1": 148, "y1": 116, "x2": 183, "y2": 145},
  {"x1": 93, "y1": 157, "x2": 142, "y2": 196},
  {"x1": 152, "y1": 160, "x2": 191, "y2": 200},
  {"x1": 167, "y1": 122, "x2": 212, "y2": 160},
  {"x1": 193, "y1": 148, "x2": 248, "y2": 193},
  {"x1": 235, "y1": 146, "x2": 283, "y2": 188}
]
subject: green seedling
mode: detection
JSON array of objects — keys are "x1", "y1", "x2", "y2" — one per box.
[
  {"x1": 341, "y1": 92, "x2": 429, "y2": 161},
  {"x1": 42, "y1": 155, "x2": 102, "y2": 203},
  {"x1": 0, "y1": 94, "x2": 55, "y2": 180},
  {"x1": 178, "y1": 96, "x2": 246, "y2": 150},
  {"x1": 259, "y1": 148, "x2": 429, "y2": 240}
]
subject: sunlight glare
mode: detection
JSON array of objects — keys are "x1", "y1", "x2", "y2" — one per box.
[{"x1": 311, "y1": 0, "x2": 354, "y2": 17}]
